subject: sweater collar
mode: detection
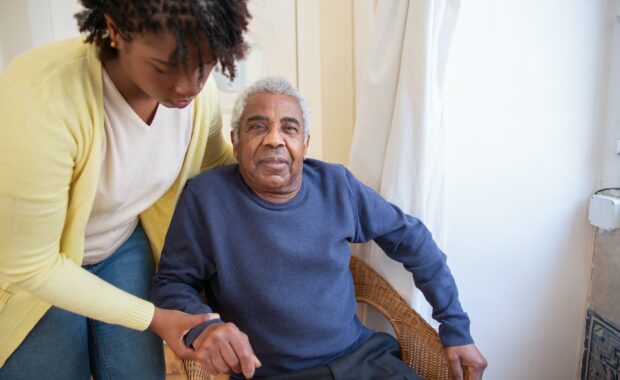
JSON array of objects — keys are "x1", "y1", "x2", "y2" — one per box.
[{"x1": 237, "y1": 166, "x2": 307, "y2": 210}]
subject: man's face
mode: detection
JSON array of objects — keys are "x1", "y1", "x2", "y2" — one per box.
[{"x1": 233, "y1": 93, "x2": 309, "y2": 200}]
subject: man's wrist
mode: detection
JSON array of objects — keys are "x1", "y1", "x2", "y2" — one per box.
[{"x1": 184, "y1": 318, "x2": 224, "y2": 347}]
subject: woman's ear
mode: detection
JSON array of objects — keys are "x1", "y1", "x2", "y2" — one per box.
[{"x1": 104, "y1": 15, "x2": 122, "y2": 49}]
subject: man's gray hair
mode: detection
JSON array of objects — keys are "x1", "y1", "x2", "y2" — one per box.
[{"x1": 231, "y1": 76, "x2": 311, "y2": 142}]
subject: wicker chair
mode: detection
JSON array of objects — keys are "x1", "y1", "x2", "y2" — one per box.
[{"x1": 174, "y1": 256, "x2": 463, "y2": 380}]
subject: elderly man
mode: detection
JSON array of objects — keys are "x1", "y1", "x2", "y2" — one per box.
[{"x1": 152, "y1": 77, "x2": 487, "y2": 380}]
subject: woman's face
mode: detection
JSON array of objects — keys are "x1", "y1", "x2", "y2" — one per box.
[{"x1": 108, "y1": 19, "x2": 217, "y2": 109}]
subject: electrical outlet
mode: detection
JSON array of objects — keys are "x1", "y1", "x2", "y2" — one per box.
[{"x1": 589, "y1": 194, "x2": 620, "y2": 230}]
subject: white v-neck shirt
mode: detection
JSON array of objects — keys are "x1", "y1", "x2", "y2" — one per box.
[{"x1": 83, "y1": 70, "x2": 193, "y2": 265}]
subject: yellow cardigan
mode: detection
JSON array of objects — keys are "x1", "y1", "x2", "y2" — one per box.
[{"x1": 0, "y1": 38, "x2": 235, "y2": 366}]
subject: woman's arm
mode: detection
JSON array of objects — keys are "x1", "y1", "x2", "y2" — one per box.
[{"x1": 0, "y1": 78, "x2": 154, "y2": 330}]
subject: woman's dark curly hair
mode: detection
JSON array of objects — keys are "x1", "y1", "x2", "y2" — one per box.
[{"x1": 75, "y1": 0, "x2": 250, "y2": 80}]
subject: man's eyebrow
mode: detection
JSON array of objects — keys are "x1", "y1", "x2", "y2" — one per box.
[
  {"x1": 246, "y1": 115, "x2": 269, "y2": 122},
  {"x1": 281, "y1": 117, "x2": 300, "y2": 126},
  {"x1": 245, "y1": 115, "x2": 300, "y2": 125}
]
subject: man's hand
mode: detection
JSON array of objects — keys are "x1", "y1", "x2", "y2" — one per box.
[
  {"x1": 192, "y1": 322, "x2": 261, "y2": 379},
  {"x1": 149, "y1": 307, "x2": 219, "y2": 361},
  {"x1": 445, "y1": 343, "x2": 487, "y2": 380}
]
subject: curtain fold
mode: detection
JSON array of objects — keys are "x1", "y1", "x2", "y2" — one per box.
[{"x1": 349, "y1": 0, "x2": 460, "y2": 327}]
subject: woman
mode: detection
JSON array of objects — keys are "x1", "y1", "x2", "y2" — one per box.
[{"x1": 0, "y1": 1, "x2": 250, "y2": 378}]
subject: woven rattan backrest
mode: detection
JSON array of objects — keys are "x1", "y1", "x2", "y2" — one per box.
[{"x1": 349, "y1": 255, "x2": 453, "y2": 380}]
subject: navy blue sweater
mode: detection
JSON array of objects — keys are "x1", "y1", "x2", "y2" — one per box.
[{"x1": 152, "y1": 159, "x2": 472, "y2": 377}]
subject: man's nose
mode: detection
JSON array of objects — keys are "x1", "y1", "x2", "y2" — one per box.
[{"x1": 263, "y1": 126, "x2": 285, "y2": 147}]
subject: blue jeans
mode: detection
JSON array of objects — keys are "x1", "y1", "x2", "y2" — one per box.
[{"x1": 0, "y1": 224, "x2": 165, "y2": 380}]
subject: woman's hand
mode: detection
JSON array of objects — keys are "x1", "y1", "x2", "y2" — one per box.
[{"x1": 148, "y1": 307, "x2": 220, "y2": 360}]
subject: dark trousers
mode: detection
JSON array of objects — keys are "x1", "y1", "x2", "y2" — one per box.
[{"x1": 261, "y1": 333, "x2": 423, "y2": 380}]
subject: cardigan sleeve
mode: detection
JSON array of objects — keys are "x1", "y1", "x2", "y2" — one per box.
[
  {"x1": 0, "y1": 68, "x2": 153, "y2": 331},
  {"x1": 201, "y1": 79, "x2": 236, "y2": 172}
]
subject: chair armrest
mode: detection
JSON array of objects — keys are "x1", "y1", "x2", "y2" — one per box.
[
  {"x1": 176, "y1": 357, "x2": 212, "y2": 380},
  {"x1": 350, "y1": 255, "x2": 461, "y2": 380}
]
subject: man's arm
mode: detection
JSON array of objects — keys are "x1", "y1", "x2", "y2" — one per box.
[
  {"x1": 151, "y1": 184, "x2": 219, "y2": 318},
  {"x1": 344, "y1": 169, "x2": 487, "y2": 379},
  {"x1": 151, "y1": 182, "x2": 260, "y2": 378}
]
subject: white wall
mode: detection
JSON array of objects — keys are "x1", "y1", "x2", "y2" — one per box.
[
  {"x1": 28, "y1": 0, "x2": 82, "y2": 46},
  {"x1": 443, "y1": 1, "x2": 607, "y2": 379},
  {"x1": 0, "y1": 1, "x2": 33, "y2": 71},
  {"x1": 0, "y1": 0, "x2": 80, "y2": 71},
  {"x1": 601, "y1": 0, "x2": 620, "y2": 186},
  {"x1": 0, "y1": 37, "x2": 4, "y2": 73}
]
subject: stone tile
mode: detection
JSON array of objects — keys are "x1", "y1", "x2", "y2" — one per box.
[
  {"x1": 582, "y1": 310, "x2": 620, "y2": 380},
  {"x1": 590, "y1": 229, "x2": 620, "y2": 325}
]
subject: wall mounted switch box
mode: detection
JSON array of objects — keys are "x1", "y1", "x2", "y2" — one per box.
[{"x1": 589, "y1": 194, "x2": 620, "y2": 230}]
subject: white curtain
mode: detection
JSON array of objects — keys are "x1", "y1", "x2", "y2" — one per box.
[{"x1": 349, "y1": 0, "x2": 461, "y2": 327}]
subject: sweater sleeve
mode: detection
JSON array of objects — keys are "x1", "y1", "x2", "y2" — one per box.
[
  {"x1": 344, "y1": 169, "x2": 473, "y2": 347},
  {"x1": 151, "y1": 182, "x2": 223, "y2": 345},
  {"x1": 0, "y1": 77, "x2": 153, "y2": 331}
]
